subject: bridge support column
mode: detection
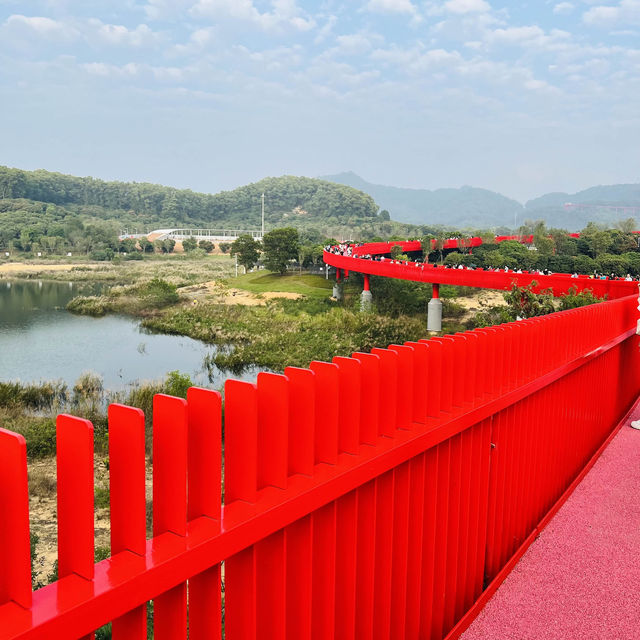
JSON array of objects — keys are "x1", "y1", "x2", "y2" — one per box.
[
  {"x1": 360, "y1": 274, "x2": 372, "y2": 311},
  {"x1": 428, "y1": 283, "x2": 442, "y2": 332},
  {"x1": 332, "y1": 269, "x2": 343, "y2": 300}
]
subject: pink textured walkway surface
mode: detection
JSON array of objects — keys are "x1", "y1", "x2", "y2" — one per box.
[{"x1": 462, "y1": 415, "x2": 640, "y2": 640}]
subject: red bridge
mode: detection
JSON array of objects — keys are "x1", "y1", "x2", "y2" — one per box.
[{"x1": 1, "y1": 239, "x2": 639, "y2": 639}]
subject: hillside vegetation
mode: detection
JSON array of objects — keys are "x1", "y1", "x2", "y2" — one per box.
[{"x1": 0, "y1": 166, "x2": 441, "y2": 250}]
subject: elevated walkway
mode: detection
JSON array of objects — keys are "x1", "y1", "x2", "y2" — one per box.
[{"x1": 461, "y1": 402, "x2": 640, "y2": 640}]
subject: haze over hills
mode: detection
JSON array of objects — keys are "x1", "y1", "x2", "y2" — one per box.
[
  {"x1": 320, "y1": 172, "x2": 522, "y2": 229},
  {"x1": 321, "y1": 172, "x2": 640, "y2": 232}
]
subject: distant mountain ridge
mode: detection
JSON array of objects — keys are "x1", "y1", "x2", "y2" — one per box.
[
  {"x1": 320, "y1": 171, "x2": 522, "y2": 229},
  {"x1": 320, "y1": 172, "x2": 640, "y2": 231},
  {"x1": 525, "y1": 184, "x2": 640, "y2": 210}
]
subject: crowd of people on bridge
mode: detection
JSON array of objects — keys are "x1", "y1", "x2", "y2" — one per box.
[{"x1": 325, "y1": 243, "x2": 640, "y2": 282}]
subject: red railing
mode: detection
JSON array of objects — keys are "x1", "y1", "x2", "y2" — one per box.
[
  {"x1": 325, "y1": 245, "x2": 638, "y2": 299},
  {"x1": 1, "y1": 294, "x2": 639, "y2": 639}
]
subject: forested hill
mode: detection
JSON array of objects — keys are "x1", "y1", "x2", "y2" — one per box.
[
  {"x1": 320, "y1": 171, "x2": 523, "y2": 228},
  {"x1": 0, "y1": 166, "x2": 380, "y2": 229},
  {"x1": 526, "y1": 184, "x2": 640, "y2": 210},
  {"x1": 523, "y1": 184, "x2": 640, "y2": 230}
]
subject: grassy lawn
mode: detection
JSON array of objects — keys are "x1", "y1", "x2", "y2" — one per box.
[{"x1": 228, "y1": 271, "x2": 334, "y2": 298}]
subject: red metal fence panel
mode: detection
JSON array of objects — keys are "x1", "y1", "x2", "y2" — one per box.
[{"x1": 1, "y1": 294, "x2": 639, "y2": 640}]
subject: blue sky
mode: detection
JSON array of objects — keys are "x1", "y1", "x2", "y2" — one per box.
[{"x1": 0, "y1": 0, "x2": 638, "y2": 203}]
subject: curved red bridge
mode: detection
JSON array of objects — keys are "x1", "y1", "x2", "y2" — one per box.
[{"x1": 323, "y1": 239, "x2": 637, "y2": 300}]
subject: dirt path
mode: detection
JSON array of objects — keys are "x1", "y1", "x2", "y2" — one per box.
[
  {"x1": 178, "y1": 280, "x2": 303, "y2": 306},
  {"x1": 456, "y1": 289, "x2": 507, "y2": 323}
]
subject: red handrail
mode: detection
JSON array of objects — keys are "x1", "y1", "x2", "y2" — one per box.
[{"x1": 1, "y1": 298, "x2": 639, "y2": 640}]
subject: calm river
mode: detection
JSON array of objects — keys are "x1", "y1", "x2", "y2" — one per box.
[{"x1": 0, "y1": 279, "x2": 262, "y2": 391}]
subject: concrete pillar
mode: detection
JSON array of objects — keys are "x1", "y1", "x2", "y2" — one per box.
[
  {"x1": 360, "y1": 273, "x2": 372, "y2": 311},
  {"x1": 428, "y1": 283, "x2": 442, "y2": 332}
]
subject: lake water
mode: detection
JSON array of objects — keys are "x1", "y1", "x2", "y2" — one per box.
[{"x1": 0, "y1": 279, "x2": 263, "y2": 391}]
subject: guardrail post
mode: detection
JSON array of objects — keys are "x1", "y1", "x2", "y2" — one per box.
[
  {"x1": 360, "y1": 273, "x2": 373, "y2": 311},
  {"x1": 428, "y1": 283, "x2": 442, "y2": 332}
]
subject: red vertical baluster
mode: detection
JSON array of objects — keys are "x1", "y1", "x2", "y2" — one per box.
[
  {"x1": 419, "y1": 339, "x2": 442, "y2": 417},
  {"x1": 474, "y1": 418, "x2": 493, "y2": 601},
  {"x1": 449, "y1": 335, "x2": 470, "y2": 406},
  {"x1": 0, "y1": 429, "x2": 31, "y2": 610},
  {"x1": 186, "y1": 388, "x2": 222, "y2": 640},
  {"x1": 508, "y1": 320, "x2": 524, "y2": 388},
  {"x1": 372, "y1": 470, "x2": 394, "y2": 640},
  {"x1": 493, "y1": 327, "x2": 506, "y2": 395},
  {"x1": 153, "y1": 395, "x2": 188, "y2": 640},
  {"x1": 224, "y1": 380, "x2": 258, "y2": 640},
  {"x1": 287, "y1": 515, "x2": 313, "y2": 640},
  {"x1": 419, "y1": 446, "x2": 439, "y2": 639},
  {"x1": 472, "y1": 329, "x2": 494, "y2": 398},
  {"x1": 427, "y1": 337, "x2": 455, "y2": 412},
  {"x1": 464, "y1": 332, "x2": 479, "y2": 406},
  {"x1": 501, "y1": 324, "x2": 514, "y2": 389},
  {"x1": 442, "y1": 433, "x2": 462, "y2": 635},
  {"x1": 454, "y1": 427, "x2": 474, "y2": 623},
  {"x1": 284, "y1": 367, "x2": 317, "y2": 640},
  {"x1": 284, "y1": 366, "x2": 316, "y2": 477},
  {"x1": 335, "y1": 491, "x2": 358, "y2": 640},
  {"x1": 352, "y1": 352, "x2": 380, "y2": 445},
  {"x1": 430, "y1": 440, "x2": 451, "y2": 640},
  {"x1": 370, "y1": 348, "x2": 398, "y2": 435},
  {"x1": 404, "y1": 454, "x2": 426, "y2": 638},
  {"x1": 355, "y1": 480, "x2": 376, "y2": 640},
  {"x1": 225, "y1": 380, "x2": 258, "y2": 504},
  {"x1": 108, "y1": 405, "x2": 147, "y2": 640},
  {"x1": 57, "y1": 414, "x2": 94, "y2": 640},
  {"x1": 256, "y1": 372, "x2": 288, "y2": 637},
  {"x1": 309, "y1": 361, "x2": 339, "y2": 464},
  {"x1": 388, "y1": 344, "x2": 414, "y2": 430},
  {"x1": 390, "y1": 462, "x2": 411, "y2": 638},
  {"x1": 403, "y1": 341, "x2": 429, "y2": 423},
  {"x1": 256, "y1": 530, "x2": 286, "y2": 639},
  {"x1": 332, "y1": 356, "x2": 361, "y2": 454},
  {"x1": 312, "y1": 502, "x2": 336, "y2": 640},
  {"x1": 257, "y1": 372, "x2": 289, "y2": 489}
]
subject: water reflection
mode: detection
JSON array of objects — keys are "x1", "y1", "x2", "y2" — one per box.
[{"x1": 0, "y1": 279, "x2": 265, "y2": 391}]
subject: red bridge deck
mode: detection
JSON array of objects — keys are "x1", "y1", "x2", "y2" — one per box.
[{"x1": 461, "y1": 402, "x2": 640, "y2": 640}]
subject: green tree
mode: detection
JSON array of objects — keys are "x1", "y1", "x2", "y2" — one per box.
[
  {"x1": 231, "y1": 234, "x2": 261, "y2": 271},
  {"x1": 581, "y1": 223, "x2": 612, "y2": 257},
  {"x1": 262, "y1": 227, "x2": 299, "y2": 274},
  {"x1": 198, "y1": 240, "x2": 214, "y2": 253},
  {"x1": 182, "y1": 236, "x2": 198, "y2": 252},
  {"x1": 503, "y1": 283, "x2": 555, "y2": 319},
  {"x1": 219, "y1": 242, "x2": 231, "y2": 254},
  {"x1": 616, "y1": 217, "x2": 637, "y2": 233},
  {"x1": 139, "y1": 237, "x2": 154, "y2": 253}
]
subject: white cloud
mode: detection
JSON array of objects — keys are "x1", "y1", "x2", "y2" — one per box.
[
  {"x1": 583, "y1": 0, "x2": 640, "y2": 27},
  {"x1": 553, "y1": 2, "x2": 575, "y2": 14},
  {"x1": 334, "y1": 33, "x2": 382, "y2": 55},
  {"x1": 365, "y1": 0, "x2": 417, "y2": 14},
  {"x1": 88, "y1": 20, "x2": 160, "y2": 48},
  {"x1": 3, "y1": 14, "x2": 78, "y2": 41},
  {"x1": 144, "y1": 0, "x2": 194, "y2": 21},
  {"x1": 190, "y1": 0, "x2": 315, "y2": 31},
  {"x1": 444, "y1": 0, "x2": 491, "y2": 14},
  {"x1": 82, "y1": 61, "x2": 186, "y2": 82}
]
